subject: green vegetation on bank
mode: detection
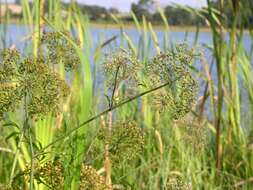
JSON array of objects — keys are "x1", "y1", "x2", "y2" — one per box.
[{"x1": 1, "y1": 0, "x2": 253, "y2": 29}]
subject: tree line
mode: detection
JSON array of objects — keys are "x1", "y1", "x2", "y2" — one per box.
[{"x1": 12, "y1": 0, "x2": 253, "y2": 28}]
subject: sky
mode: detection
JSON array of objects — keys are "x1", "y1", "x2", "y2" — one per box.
[{"x1": 7, "y1": 0, "x2": 207, "y2": 12}]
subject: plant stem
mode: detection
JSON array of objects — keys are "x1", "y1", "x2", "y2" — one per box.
[
  {"x1": 9, "y1": 127, "x2": 25, "y2": 186},
  {"x1": 105, "y1": 65, "x2": 120, "y2": 188},
  {"x1": 28, "y1": 128, "x2": 34, "y2": 190}
]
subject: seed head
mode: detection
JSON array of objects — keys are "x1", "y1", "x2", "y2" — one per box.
[
  {"x1": 104, "y1": 49, "x2": 142, "y2": 103},
  {"x1": 0, "y1": 48, "x2": 70, "y2": 120},
  {"x1": 145, "y1": 44, "x2": 198, "y2": 120},
  {"x1": 25, "y1": 161, "x2": 109, "y2": 190},
  {"x1": 41, "y1": 31, "x2": 80, "y2": 71},
  {"x1": 98, "y1": 120, "x2": 144, "y2": 165},
  {"x1": 80, "y1": 165, "x2": 110, "y2": 190}
]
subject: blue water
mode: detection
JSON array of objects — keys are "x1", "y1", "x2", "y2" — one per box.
[{"x1": 1, "y1": 24, "x2": 252, "y2": 53}]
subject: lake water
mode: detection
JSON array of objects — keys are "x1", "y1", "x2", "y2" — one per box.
[{"x1": 0, "y1": 24, "x2": 252, "y2": 54}]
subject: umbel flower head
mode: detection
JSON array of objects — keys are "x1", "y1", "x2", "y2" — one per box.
[
  {"x1": 98, "y1": 120, "x2": 144, "y2": 165},
  {"x1": 145, "y1": 44, "x2": 198, "y2": 120},
  {"x1": 0, "y1": 49, "x2": 22, "y2": 119},
  {"x1": 24, "y1": 161, "x2": 109, "y2": 190},
  {"x1": 104, "y1": 48, "x2": 142, "y2": 103},
  {"x1": 80, "y1": 165, "x2": 110, "y2": 190},
  {"x1": 0, "y1": 47, "x2": 70, "y2": 120},
  {"x1": 41, "y1": 31, "x2": 81, "y2": 71}
]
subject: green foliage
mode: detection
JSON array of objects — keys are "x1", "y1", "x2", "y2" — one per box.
[
  {"x1": 166, "y1": 175, "x2": 191, "y2": 190},
  {"x1": 1, "y1": 0, "x2": 253, "y2": 189}
]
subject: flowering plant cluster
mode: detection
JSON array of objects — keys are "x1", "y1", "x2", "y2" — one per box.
[{"x1": 0, "y1": 32, "x2": 80, "y2": 121}]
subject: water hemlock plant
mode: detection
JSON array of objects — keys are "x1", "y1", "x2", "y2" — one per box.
[
  {"x1": 1, "y1": 35, "x2": 198, "y2": 189},
  {"x1": 0, "y1": 31, "x2": 80, "y2": 189}
]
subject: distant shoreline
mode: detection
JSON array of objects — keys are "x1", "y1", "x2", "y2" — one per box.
[
  {"x1": 0, "y1": 19, "x2": 249, "y2": 33},
  {"x1": 90, "y1": 22, "x2": 211, "y2": 32},
  {"x1": 0, "y1": 18, "x2": 210, "y2": 32}
]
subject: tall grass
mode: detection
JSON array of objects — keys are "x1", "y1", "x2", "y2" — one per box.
[{"x1": 0, "y1": 0, "x2": 253, "y2": 189}]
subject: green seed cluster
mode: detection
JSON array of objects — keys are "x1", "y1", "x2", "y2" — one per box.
[
  {"x1": 0, "y1": 49, "x2": 22, "y2": 119},
  {"x1": 34, "y1": 160, "x2": 64, "y2": 189},
  {"x1": 104, "y1": 49, "x2": 142, "y2": 102},
  {"x1": 0, "y1": 31, "x2": 80, "y2": 120},
  {"x1": 25, "y1": 161, "x2": 108, "y2": 190},
  {"x1": 98, "y1": 121, "x2": 144, "y2": 164},
  {"x1": 145, "y1": 44, "x2": 198, "y2": 119},
  {"x1": 0, "y1": 49, "x2": 22, "y2": 120},
  {"x1": 0, "y1": 47, "x2": 70, "y2": 120},
  {"x1": 41, "y1": 31, "x2": 80, "y2": 71},
  {"x1": 80, "y1": 165, "x2": 110, "y2": 190},
  {"x1": 20, "y1": 57, "x2": 70, "y2": 118}
]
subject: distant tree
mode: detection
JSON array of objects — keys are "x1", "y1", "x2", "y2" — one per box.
[
  {"x1": 79, "y1": 5, "x2": 109, "y2": 20},
  {"x1": 131, "y1": 0, "x2": 155, "y2": 21},
  {"x1": 109, "y1": 7, "x2": 119, "y2": 14},
  {"x1": 15, "y1": 0, "x2": 21, "y2": 5}
]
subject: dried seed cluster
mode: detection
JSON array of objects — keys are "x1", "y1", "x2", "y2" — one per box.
[
  {"x1": 98, "y1": 121, "x2": 144, "y2": 164},
  {"x1": 145, "y1": 44, "x2": 198, "y2": 119},
  {"x1": 183, "y1": 121, "x2": 207, "y2": 152},
  {"x1": 41, "y1": 31, "x2": 80, "y2": 71}
]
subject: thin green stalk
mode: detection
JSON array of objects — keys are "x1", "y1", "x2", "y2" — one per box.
[
  {"x1": 228, "y1": 0, "x2": 240, "y2": 139},
  {"x1": 28, "y1": 129, "x2": 34, "y2": 190},
  {"x1": 9, "y1": 127, "x2": 25, "y2": 186},
  {"x1": 207, "y1": 0, "x2": 224, "y2": 171}
]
